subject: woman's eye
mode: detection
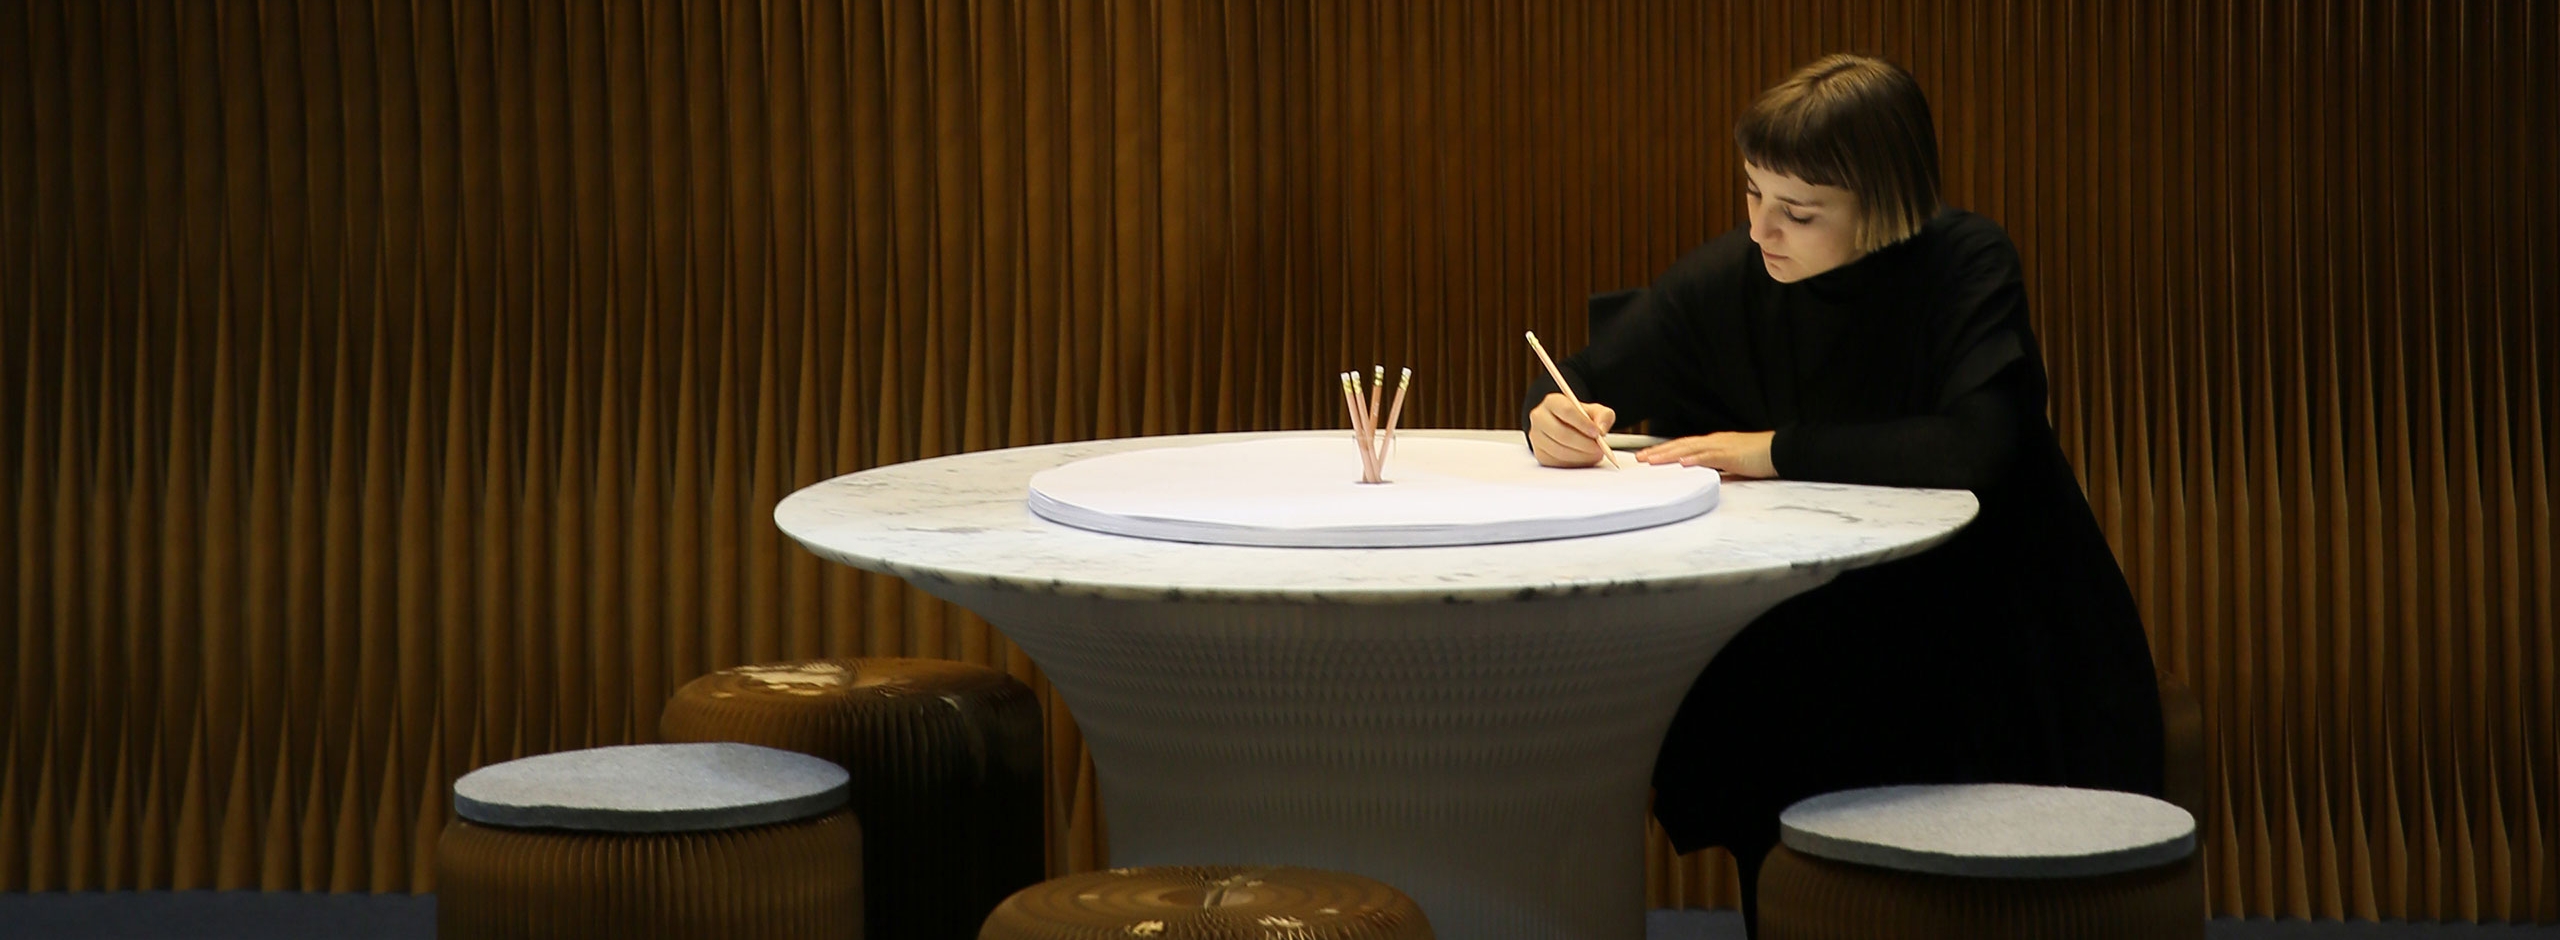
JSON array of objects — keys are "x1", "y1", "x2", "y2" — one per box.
[{"x1": 1783, "y1": 210, "x2": 1812, "y2": 224}]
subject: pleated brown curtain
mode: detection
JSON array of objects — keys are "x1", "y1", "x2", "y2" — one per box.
[{"x1": 2, "y1": 0, "x2": 2552, "y2": 924}]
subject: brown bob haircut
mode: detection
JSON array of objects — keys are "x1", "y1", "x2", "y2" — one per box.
[{"x1": 1736, "y1": 54, "x2": 1942, "y2": 252}]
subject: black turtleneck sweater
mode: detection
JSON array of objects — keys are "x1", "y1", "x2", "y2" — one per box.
[{"x1": 1523, "y1": 209, "x2": 2166, "y2": 864}]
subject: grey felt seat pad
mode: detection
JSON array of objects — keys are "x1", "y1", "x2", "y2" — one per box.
[
  {"x1": 1779, "y1": 783, "x2": 2198, "y2": 879},
  {"x1": 452, "y1": 743, "x2": 851, "y2": 833}
]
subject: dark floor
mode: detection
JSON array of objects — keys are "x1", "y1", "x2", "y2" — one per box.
[
  {"x1": 1649, "y1": 908, "x2": 2560, "y2": 939},
  {"x1": 0, "y1": 892, "x2": 2552, "y2": 939},
  {"x1": 0, "y1": 892, "x2": 435, "y2": 940}
]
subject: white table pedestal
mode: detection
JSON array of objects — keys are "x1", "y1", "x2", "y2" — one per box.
[{"x1": 919, "y1": 580, "x2": 1815, "y2": 940}]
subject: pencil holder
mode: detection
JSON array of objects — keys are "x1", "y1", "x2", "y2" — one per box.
[{"x1": 1339, "y1": 365, "x2": 1413, "y2": 483}]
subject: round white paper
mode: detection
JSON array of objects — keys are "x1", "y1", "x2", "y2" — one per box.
[{"x1": 1025, "y1": 436, "x2": 1719, "y2": 547}]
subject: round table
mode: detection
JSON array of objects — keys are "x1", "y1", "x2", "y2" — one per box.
[{"x1": 774, "y1": 430, "x2": 1978, "y2": 940}]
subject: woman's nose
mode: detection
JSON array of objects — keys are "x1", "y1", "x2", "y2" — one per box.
[{"x1": 1750, "y1": 208, "x2": 1780, "y2": 244}]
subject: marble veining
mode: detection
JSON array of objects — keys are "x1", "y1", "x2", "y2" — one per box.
[{"x1": 773, "y1": 429, "x2": 1978, "y2": 603}]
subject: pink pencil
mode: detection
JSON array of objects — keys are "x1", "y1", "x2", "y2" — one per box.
[
  {"x1": 1340, "y1": 371, "x2": 1380, "y2": 482},
  {"x1": 1380, "y1": 367, "x2": 1412, "y2": 464},
  {"x1": 1368, "y1": 365, "x2": 1386, "y2": 450}
]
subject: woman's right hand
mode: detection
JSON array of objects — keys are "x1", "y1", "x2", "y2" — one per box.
[{"x1": 1528, "y1": 393, "x2": 1618, "y2": 467}]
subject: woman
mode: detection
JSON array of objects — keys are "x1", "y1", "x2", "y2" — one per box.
[{"x1": 1523, "y1": 54, "x2": 2165, "y2": 933}]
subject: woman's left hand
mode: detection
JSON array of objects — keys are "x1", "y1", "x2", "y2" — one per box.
[{"x1": 1635, "y1": 430, "x2": 1779, "y2": 478}]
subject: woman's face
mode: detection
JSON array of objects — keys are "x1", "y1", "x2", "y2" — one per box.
[{"x1": 1742, "y1": 163, "x2": 1863, "y2": 282}]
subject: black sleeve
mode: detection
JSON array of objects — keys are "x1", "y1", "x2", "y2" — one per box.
[
  {"x1": 1768, "y1": 361, "x2": 2028, "y2": 490},
  {"x1": 1927, "y1": 217, "x2": 2037, "y2": 410}
]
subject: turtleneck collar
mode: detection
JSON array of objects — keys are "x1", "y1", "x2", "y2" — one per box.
[{"x1": 1785, "y1": 207, "x2": 1949, "y2": 304}]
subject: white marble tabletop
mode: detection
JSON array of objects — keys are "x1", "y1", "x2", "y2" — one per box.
[{"x1": 774, "y1": 430, "x2": 1979, "y2": 604}]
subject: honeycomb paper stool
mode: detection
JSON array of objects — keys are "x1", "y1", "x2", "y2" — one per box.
[
  {"x1": 978, "y1": 865, "x2": 1434, "y2": 940},
  {"x1": 434, "y1": 742, "x2": 863, "y2": 940},
  {"x1": 662, "y1": 657, "x2": 1043, "y2": 940},
  {"x1": 1758, "y1": 783, "x2": 2204, "y2": 940}
]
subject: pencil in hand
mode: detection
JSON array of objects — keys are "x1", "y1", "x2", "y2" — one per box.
[{"x1": 1524, "y1": 331, "x2": 1623, "y2": 469}]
